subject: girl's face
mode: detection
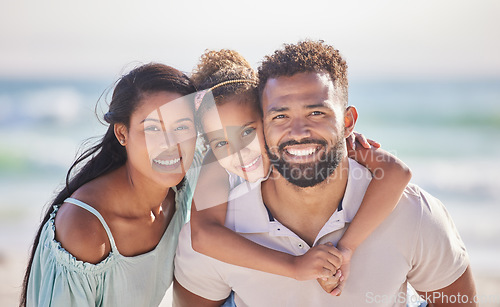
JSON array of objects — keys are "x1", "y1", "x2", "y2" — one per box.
[
  {"x1": 202, "y1": 100, "x2": 270, "y2": 182},
  {"x1": 118, "y1": 91, "x2": 197, "y2": 189}
]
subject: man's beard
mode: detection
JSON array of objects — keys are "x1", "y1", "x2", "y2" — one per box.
[{"x1": 265, "y1": 137, "x2": 345, "y2": 188}]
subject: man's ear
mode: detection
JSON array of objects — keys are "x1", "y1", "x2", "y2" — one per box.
[
  {"x1": 114, "y1": 123, "x2": 128, "y2": 146},
  {"x1": 344, "y1": 106, "x2": 358, "y2": 136}
]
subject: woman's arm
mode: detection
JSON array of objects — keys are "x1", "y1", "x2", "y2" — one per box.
[{"x1": 190, "y1": 151, "x2": 342, "y2": 281}]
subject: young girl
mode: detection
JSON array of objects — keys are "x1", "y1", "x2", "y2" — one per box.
[
  {"x1": 21, "y1": 64, "x2": 202, "y2": 306},
  {"x1": 188, "y1": 50, "x2": 412, "y2": 295}
]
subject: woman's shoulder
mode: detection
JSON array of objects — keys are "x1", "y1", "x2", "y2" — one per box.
[
  {"x1": 55, "y1": 204, "x2": 112, "y2": 264},
  {"x1": 54, "y1": 181, "x2": 116, "y2": 264}
]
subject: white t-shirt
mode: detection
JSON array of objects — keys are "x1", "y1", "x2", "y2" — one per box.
[{"x1": 175, "y1": 159, "x2": 469, "y2": 307}]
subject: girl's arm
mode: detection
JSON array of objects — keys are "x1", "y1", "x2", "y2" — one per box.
[
  {"x1": 340, "y1": 132, "x2": 412, "y2": 251},
  {"x1": 190, "y1": 150, "x2": 342, "y2": 281},
  {"x1": 327, "y1": 132, "x2": 412, "y2": 296}
]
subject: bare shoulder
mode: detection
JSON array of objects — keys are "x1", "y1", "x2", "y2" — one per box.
[{"x1": 54, "y1": 181, "x2": 114, "y2": 264}]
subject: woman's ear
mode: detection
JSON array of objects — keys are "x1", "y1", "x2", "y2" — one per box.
[
  {"x1": 114, "y1": 123, "x2": 128, "y2": 146},
  {"x1": 344, "y1": 106, "x2": 358, "y2": 136}
]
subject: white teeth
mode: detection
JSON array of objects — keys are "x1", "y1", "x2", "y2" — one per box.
[
  {"x1": 242, "y1": 156, "x2": 260, "y2": 169},
  {"x1": 153, "y1": 157, "x2": 180, "y2": 166},
  {"x1": 287, "y1": 148, "x2": 316, "y2": 156}
]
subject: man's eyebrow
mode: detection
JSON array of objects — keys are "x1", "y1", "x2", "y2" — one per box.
[
  {"x1": 267, "y1": 106, "x2": 289, "y2": 114},
  {"x1": 305, "y1": 103, "x2": 329, "y2": 109},
  {"x1": 266, "y1": 104, "x2": 328, "y2": 114}
]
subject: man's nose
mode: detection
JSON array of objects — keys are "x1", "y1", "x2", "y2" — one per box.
[{"x1": 288, "y1": 118, "x2": 311, "y2": 139}]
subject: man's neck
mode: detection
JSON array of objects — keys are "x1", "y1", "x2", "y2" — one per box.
[{"x1": 261, "y1": 158, "x2": 350, "y2": 246}]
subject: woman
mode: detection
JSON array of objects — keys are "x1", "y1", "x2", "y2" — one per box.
[{"x1": 20, "y1": 63, "x2": 201, "y2": 306}]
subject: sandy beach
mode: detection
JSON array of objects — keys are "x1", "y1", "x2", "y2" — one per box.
[{"x1": 3, "y1": 253, "x2": 500, "y2": 306}]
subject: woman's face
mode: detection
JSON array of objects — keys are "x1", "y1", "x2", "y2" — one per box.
[
  {"x1": 120, "y1": 91, "x2": 197, "y2": 188},
  {"x1": 201, "y1": 100, "x2": 270, "y2": 182}
]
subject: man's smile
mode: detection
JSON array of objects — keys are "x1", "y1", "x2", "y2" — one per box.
[{"x1": 279, "y1": 141, "x2": 327, "y2": 164}]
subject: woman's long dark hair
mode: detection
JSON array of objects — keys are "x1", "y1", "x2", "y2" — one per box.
[{"x1": 20, "y1": 63, "x2": 195, "y2": 306}]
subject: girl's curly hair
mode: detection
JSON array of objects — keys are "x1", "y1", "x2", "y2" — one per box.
[{"x1": 191, "y1": 49, "x2": 261, "y2": 141}]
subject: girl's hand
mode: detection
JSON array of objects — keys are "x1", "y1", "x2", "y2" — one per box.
[
  {"x1": 329, "y1": 245, "x2": 353, "y2": 296},
  {"x1": 346, "y1": 131, "x2": 381, "y2": 151},
  {"x1": 317, "y1": 269, "x2": 343, "y2": 294},
  {"x1": 292, "y1": 243, "x2": 343, "y2": 281}
]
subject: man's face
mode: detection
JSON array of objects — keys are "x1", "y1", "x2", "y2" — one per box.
[{"x1": 261, "y1": 72, "x2": 347, "y2": 187}]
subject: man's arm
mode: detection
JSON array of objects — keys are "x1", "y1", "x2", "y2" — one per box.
[
  {"x1": 173, "y1": 278, "x2": 226, "y2": 307},
  {"x1": 416, "y1": 266, "x2": 477, "y2": 307}
]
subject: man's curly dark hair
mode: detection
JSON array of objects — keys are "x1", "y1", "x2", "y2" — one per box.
[{"x1": 257, "y1": 40, "x2": 348, "y2": 108}]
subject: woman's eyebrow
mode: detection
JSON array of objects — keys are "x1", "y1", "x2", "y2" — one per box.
[
  {"x1": 174, "y1": 117, "x2": 194, "y2": 124},
  {"x1": 140, "y1": 117, "x2": 193, "y2": 124},
  {"x1": 140, "y1": 118, "x2": 161, "y2": 124}
]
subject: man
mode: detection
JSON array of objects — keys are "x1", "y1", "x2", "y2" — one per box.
[{"x1": 173, "y1": 40, "x2": 476, "y2": 306}]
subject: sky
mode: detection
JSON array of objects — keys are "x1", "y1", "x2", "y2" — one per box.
[{"x1": 1, "y1": 0, "x2": 499, "y2": 81}]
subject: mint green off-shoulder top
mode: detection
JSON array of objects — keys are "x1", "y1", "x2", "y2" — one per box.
[{"x1": 26, "y1": 152, "x2": 201, "y2": 307}]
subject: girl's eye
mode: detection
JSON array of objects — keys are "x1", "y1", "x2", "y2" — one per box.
[
  {"x1": 242, "y1": 127, "x2": 256, "y2": 137},
  {"x1": 144, "y1": 125, "x2": 161, "y2": 132},
  {"x1": 215, "y1": 140, "x2": 228, "y2": 148}
]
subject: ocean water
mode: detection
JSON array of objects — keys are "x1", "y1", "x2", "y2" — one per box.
[
  {"x1": 351, "y1": 80, "x2": 500, "y2": 276},
  {"x1": 1, "y1": 79, "x2": 499, "y2": 274}
]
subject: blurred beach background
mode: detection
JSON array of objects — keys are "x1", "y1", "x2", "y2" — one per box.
[{"x1": 1, "y1": 0, "x2": 499, "y2": 306}]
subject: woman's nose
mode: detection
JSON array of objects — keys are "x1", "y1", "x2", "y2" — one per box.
[{"x1": 159, "y1": 131, "x2": 178, "y2": 150}]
